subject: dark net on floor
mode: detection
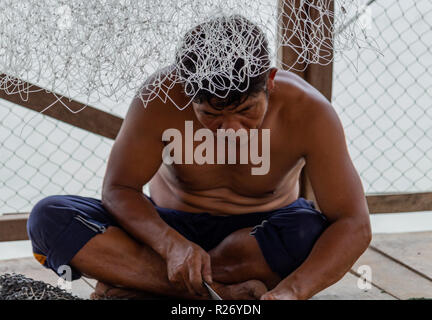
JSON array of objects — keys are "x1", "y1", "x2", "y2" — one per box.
[{"x1": 0, "y1": 273, "x2": 81, "y2": 300}]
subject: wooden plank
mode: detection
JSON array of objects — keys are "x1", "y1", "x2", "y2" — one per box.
[
  {"x1": 0, "y1": 213, "x2": 29, "y2": 242},
  {"x1": 311, "y1": 270, "x2": 395, "y2": 300},
  {"x1": 278, "y1": 1, "x2": 334, "y2": 202},
  {"x1": 0, "y1": 74, "x2": 123, "y2": 140},
  {"x1": 0, "y1": 257, "x2": 95, "y2": 299},
  {"x1": 366, "y1": 192, "x2": 432, "y2": 214},
  {"x1": 277, "y1": 0, "x2": 307, "y2": 77},
  {"x1": 300, "y1": 1, "x2": 334, "y2": 202},
  {"x1": 352, "y1": 247, "x2": 432, "y2": 299},
  {"x1": 371, "y1": 232, "x2": 432, "y2": 280},
  {"x1": 303, "y1": 0, "x2": 334, "y2": 102}
]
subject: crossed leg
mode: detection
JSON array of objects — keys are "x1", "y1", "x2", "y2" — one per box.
[{"x1": 70, "y1": 226, "x2": 281, "y2": 300}]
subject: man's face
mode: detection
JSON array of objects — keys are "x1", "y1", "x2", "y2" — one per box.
[{"x1": 192, "y1": 90, "x2": 269, "y2": 134}]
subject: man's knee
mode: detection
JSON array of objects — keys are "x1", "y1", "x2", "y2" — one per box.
[
  {"x1": 27, "y1": 195, "x2": 112, "y2": 280},
  {"x1": 285, "y1": 213, "x2": 328, "y2": 256},
  {"x1": 209, "y1": 228, "x2": 278, "y2": 284},
  {"x1": 210, "y1": 228, "x2": 257, "y2": 263},
  {"x1": 252, "y1": 211, "x2": 328, "y2": 279},
  {"x1": 27, "y1": 195, "x2": 72, "y2": 247}
]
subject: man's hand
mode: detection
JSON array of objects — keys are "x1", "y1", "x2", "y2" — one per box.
[{"x1": 164, "y1": 236, "x2": 213, "y2": 297}]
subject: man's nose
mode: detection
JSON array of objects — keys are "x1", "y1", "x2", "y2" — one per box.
[{"x1": 218, "y1": 118, "x2": 245, "y2": 132}]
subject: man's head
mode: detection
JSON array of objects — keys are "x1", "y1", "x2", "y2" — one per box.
[{"x1": 175, "y1": 15, "x2": 276, "y2": 132}]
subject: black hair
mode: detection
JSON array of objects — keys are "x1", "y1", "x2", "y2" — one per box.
[{"x1": 175, "y1": 15, "x2": 271, "y2": 110}]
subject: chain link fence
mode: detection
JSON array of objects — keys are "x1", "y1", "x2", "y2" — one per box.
[
  {"x1": 0, "y1": 96, "x2": 121, "y2": 213},
  {"x1": 1, "y1": 0, "x2": 431, "y2": 213},
  {"x1": 333, "y1": 0, "x2": 432, "y2": 194}
]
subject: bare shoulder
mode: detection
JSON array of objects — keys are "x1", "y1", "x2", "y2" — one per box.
[
  {"x1": 103, "y1": 67, "x2": 189, "y2": 190},
  {"x1": 273, "y1": 69, "x2": 332, "y2": 114},
  {"x1": 124, "y1": 66, "x2": 191, "y2": 135},
  {"x1": 272, "y1": 69, "x2": 344, "y2": 153}
]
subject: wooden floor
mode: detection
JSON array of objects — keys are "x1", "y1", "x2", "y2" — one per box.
[{"x1": 1, "y1": 231, "x2": 431, "y2": 300}]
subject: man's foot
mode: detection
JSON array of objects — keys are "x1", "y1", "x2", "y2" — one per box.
[
  {"x1": 90, "y1": 279, "x2": 267, "y2": 300},
  {"x1": 90, "y1": 281, "x2": 168, "y2": 300},
  {"x1": 213, "y1": 280, "x2": 267, "y2": 300}
]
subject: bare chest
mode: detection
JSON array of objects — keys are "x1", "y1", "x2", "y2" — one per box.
[{"x1": 159, "y1": 127, "x2": 305, "y2": 196}]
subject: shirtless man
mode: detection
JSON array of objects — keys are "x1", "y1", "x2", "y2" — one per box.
[{"x1": 27, "y1": 16, "x2": 371, "y2": 300}]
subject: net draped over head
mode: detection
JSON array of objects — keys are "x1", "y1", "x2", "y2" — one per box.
[
  {"x1": 174, "y1": 15, "x2": 272, "y2": 109},
  {"x1": 0, "y1": 0, "x2": 373, "y2": 111}
]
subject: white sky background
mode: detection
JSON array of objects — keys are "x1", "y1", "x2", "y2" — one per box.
[{"x1": 1, "y1": 0, "x2": 432, "y2": 246}]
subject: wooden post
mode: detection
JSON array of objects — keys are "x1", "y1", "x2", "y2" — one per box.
[{"x1": 277, "y1": 0, "x2": 334, "y2": 206}]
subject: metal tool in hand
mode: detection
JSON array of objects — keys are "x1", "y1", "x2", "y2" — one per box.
[{"x1": 203, "y1": 281, "x2": 222, "y2": 300}]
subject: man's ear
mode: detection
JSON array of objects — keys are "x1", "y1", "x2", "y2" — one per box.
[{"x1": 267, "y1": 67, "x2": 278, "y2": 91}]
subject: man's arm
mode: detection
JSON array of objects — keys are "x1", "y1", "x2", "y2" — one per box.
[
  {"x1": 262, "y1": 95, "x2": 372, "y2": 300},
  {"x1": 102, "y1": 93, "x2": 169, "y2": 255},
  {"x1": 101, "y1": 92, "x2": 212, "y2": 296}
]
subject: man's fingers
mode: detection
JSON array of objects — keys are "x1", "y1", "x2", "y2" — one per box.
[
  {"x1": 189, "y1": 259, "x2": 207, "y2": 296},
  {"x1": 260, "y1": 292, "x2": 277, "y2": 300},
  {"x1": 182, "y1": 270, "x2": 196, "y2": 296},
  {"x1": 168, "y1": 271, "x2": 187, "y2": 293},
  {"x1": 202, "y1": 254, "x2": 213, "y2": 284}
]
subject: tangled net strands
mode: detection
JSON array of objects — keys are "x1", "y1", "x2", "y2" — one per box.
[
  {"x1": 0, "y1": 0, "x2": 374, "y2": 111},
  {"x1": 0, "y1": 273, "x2": 81, "y2": 300}
]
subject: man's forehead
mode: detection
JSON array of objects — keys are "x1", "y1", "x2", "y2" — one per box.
[{"x1": 204, "y1": 93, "x2": 261, "y2": 111}]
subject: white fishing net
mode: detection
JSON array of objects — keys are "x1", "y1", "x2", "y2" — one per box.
[{"x1": 0, "y1": 0, "x2": 373, "y2": 111}]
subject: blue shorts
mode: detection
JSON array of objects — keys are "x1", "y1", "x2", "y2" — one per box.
[{"x1": 27, "y1": 195, "x2": 328, "y2": 281}]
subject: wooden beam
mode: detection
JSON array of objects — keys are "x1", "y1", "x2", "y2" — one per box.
[
  {"x1": 366, "y1": 192, "x2": 432, "y2": 214},
  {"x1": 278, "y1": 1, "x2": 334, "y2": 202},
  {"x1": 0, "y1": 74, "x2": 123, "y2": 140},
  {"x1": 277, "y1": 0, "x2": 307, "y2": 77},
  {"x1": 0, "y1": 213, "x2": 29, "y2": 242}
]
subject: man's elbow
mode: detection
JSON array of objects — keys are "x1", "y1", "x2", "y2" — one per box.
[
  {"x1": 101, "y1": 188, "x2": 113, "y2": 211},
  {"x1": 101, "y1": 183, "x2": 142, "y2": 211},
  {"x1": 356, "y1": 215, "x2": 372, "y2": 250},
  {"x1": 101, "y1": 183, "x2": 121, "y2": 210}
]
